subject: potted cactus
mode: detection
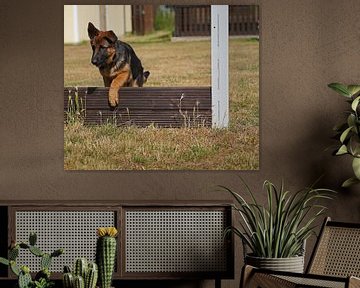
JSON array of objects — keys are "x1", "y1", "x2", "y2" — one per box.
[
  {"x1": 62, "y1": 258, "x2": 98, "y2": 288},
  {"x1": 96, "y1": 227, "x2": 118, "y2": 288},
  {"x1": 0, "y1": 232, "x2": 64, "y2": 288}
]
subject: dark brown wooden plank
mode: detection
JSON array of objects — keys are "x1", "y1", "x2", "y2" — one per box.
[
  {"x1": 64, "y1": 86, "x2": 212, "y2": 127},
  {"x1": 65, "y1": 87, "x2": 211, "y2": 110},
  {"x1": 82, "y1": 109, "x2": 211, "y2": 128}
]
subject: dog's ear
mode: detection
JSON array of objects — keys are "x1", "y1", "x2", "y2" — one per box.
[
  {"x1": 144, "y1": 71, "x2": 150, "y2": 80},
  {"x1": 88, "y1": 22, "x2": 99, "y2": 39},
  {"x1": 104, "y1": 30, "x2": 118, "y2": 44}
]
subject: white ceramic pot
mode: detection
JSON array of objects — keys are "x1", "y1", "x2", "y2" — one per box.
[{"x1": 245, "y1": 254, "x2": 305, "y2": 273}]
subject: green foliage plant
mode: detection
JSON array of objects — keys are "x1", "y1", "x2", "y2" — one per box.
[
  {"x1": 222, "y1": 179, "x2": 335, "y2": 258},
  {"x1": 0, "y1": 232, "x2": 63, "y2": 288},
  {"x1": 155, "y1": 6, "x2": 174, "y2": 32},
  {"x1": 328, "y1": 83, "x2": 360, "y2": 187}
]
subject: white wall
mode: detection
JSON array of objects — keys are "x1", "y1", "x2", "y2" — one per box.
[
  {"x1": 64, "y1": 5, "x2": 75, "y2": 44},
  {"x1": 107, "y1": 5, "x2": 132, "y2": 37},
  {"x1": 77, "y1": 5, "x2": 100, "y2": 43},
  {"x1": 64, "y1": 5, "x2": 132, "y2": 44}
]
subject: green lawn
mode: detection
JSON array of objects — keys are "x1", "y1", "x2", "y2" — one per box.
[{"x1": 64, "y1": 36, "x2": 259, "y2": 170}]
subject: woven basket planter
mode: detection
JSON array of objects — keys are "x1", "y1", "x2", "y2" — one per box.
[{"x1": 245, "y1": 254, "x2": 305, "y2": 273}]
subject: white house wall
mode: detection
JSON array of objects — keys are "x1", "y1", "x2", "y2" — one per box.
[
  {"x1": 64, "y1": 5, "x2": 75, "y2": 44},
  {"x1": 107, "y1": 5, "x2": 132, "y2": 37},
  {"x1": 64, "y1": 5, "x2": 132, "y2": 44},
  {"x1": 77, "y1": 5, "x2": 100, "y2": 43}
]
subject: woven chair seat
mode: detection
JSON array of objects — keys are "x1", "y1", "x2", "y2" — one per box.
[{"x1": 241, "y1": 218, "x2": 360, "y2": 288}]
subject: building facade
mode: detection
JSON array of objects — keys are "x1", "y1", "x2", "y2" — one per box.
[{"x1": 64, "y1": 5, "x2": 132, "y2": 44}]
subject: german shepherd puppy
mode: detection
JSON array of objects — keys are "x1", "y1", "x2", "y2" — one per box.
[{"x1": 88, "y1": 22, "x2": 150, "y2": 108}]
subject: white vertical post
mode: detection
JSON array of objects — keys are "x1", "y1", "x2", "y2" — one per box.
[{"x1": 211, "y1": 5, "x2": 229, "y2": 128}]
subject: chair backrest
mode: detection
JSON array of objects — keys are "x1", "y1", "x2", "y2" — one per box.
[{"x1": 307, "y1": 217, "x2": 360, "y2": 277}]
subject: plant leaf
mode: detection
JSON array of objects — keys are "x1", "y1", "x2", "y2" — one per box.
[
  {"x1": 340, "y1": 126, "x2": 352, "y2": 143},
  {"x1": 342, "y1": 177, "x2": 360, "y2": 188},
  {"x1": 347, "y1": 114, "x2": 356, "y2": 128},
  {"x1": 336, "y1": 145, "x2": 348, "y2": 155},
  {"x1": 351, "y1": 96, "x2": 360, "y2": 111},
  {"x1": 352, "y1": 157, "x2": 360, "y2": 179},
  {"x1": 349, "y1": 135, "x2": 360, "y2": 157},
  {"x1": 0, "y1": 257, "x2": 9, "y2": 266},
  {"x1": 328, "y1": 83, "x2": 351, "y2": 97},
  {"x1": 347, "y1": 85, "x2": 360, "y2": 97}
]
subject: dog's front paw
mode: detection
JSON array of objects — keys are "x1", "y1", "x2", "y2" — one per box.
[
  {"x1": 108, "y1": 88, "x2": 119, "y2": 109},
  {"x1": 108, "y1": 97, "x2": 119, "y2": 109}
]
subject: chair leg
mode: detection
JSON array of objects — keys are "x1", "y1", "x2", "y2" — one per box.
[
  {"x1": 240, "y1": 265, "x2": 255, "y2": 288},
  {"x1": 215, "y1": 278, "x2": 221, "y2": 288},
  {"x1": 240, "y1": 265, "x2": 296, "y2": 288}
]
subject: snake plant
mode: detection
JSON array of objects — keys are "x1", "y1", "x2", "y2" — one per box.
[{"x1": 223, "y1": 179, "x2": 335, "y2": 258}]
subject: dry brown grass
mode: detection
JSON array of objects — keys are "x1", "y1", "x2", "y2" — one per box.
[{"x1": 64, "y1": 36, "x2": 259, "y2": 170}]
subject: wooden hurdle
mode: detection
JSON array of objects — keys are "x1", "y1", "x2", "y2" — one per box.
[{"x1": 64, "y1": 87, "x2": 212, "y2": 128}]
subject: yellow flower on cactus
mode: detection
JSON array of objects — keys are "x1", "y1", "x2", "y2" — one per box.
[{"x1": 97, "y1": 227, "x2": 118, "y2": 238}]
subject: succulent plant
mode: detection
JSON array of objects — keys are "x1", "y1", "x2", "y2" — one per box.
[
  {"x1": 74, "y1": 258, "x2": 88, "y2": 280},
  {"x1": 33, "y1": 278, "x2": 54, "y2": 288},
  {"x1": 62, "y1": 259, "x2": 98, "y2": 288},
  {"x1": 73, "y1": 275, "x2": 85, "y2": 288},
  {"x1": 62, "y1": 266, "x2": 74, "y2": 288},
  {"x1": 85, "y1": 262, "x2": 98, "y2": 288},
  {"x1": 0, "y1": 232, "x2": 63, "y2": 288},
  {"x1": 96, "y1": 227, "x2": 118, "y2": 288},
  {"x1": 19, "y1": 267, "x2": 32, "y2": 288}
]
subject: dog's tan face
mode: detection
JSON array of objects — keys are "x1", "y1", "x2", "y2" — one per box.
[{"x1": 88, "y1": 22, "x2": 118, "y2": 69}]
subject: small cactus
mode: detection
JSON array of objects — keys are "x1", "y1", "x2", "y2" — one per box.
[
  {"x1": 29, "y1": 245, "x2": 44, "y2": 257},
  {"x1": 96, "y1": 227, "x2": 118, "y2": 288},
  {"x1": 41, "y1": 253, "x2": 52, "y2": 270},
  {"x1": 10, "y1": 260, "x2": 20, "y2": 276},
  {"x1": 74, "y1": 275, "x2": 85, "y2": 288},
  {"x1": 18, "y1": 268, "x2": 32, "y2": 288},
  {"x1": 0, "y1": 232, "x2": 63, "y2": 288},
  {"x1": 51, "y1": 248, "x2": 64, "y2": 258},
  {"x1": 29, "y1": 232, "x2": 37, "y2": 246},
  {"x1": 63, "y1": 259, "x2": 98, "y2": 288},
  {"x1": 35, "y1": 268, "x2": 50, "y2": 281},
  {"x1": 74, "y1": 258, "x2": 88, "y2": 280},
  {"x1": 85, "y1": 263, "x2": 98, "y2": 288},
  {"x1": 9, "y1": 246, "x2": 19, "y2": 260},
  {"x1": 63, "y1": 272, "x2": 74, "y2": 288},
  {"x1": 64, "y1": 265, "x2": 72, "y2": 273},
  {"x1": 19, "y1": 243, "x2": 30, "y2": 249}
]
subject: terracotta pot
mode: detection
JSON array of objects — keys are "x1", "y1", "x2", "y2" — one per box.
[{"x1": 245, "y1": 254, "x2": 305, "y2": 273}]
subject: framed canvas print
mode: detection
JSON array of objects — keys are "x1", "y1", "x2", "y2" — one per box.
[{"x1": 64, "y1": 4, "x2": 259, "y2": 170}]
